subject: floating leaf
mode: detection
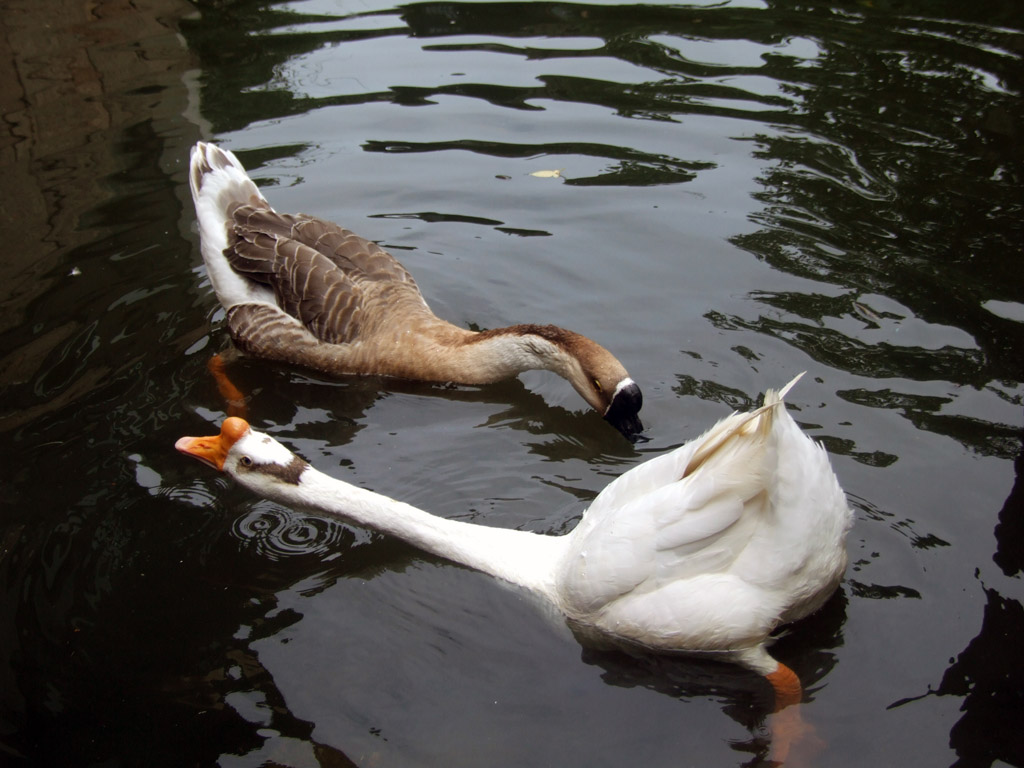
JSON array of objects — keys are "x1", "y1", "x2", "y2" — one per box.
[
  {"x1": 853, "y1": 301, "x2": 882, "y2": 325},
  {"x1": 530, "y1": 169, "x2": 562, "y2": 178}
]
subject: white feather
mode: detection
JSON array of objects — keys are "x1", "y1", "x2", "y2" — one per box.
[
  {"x1": 179, "y1": 373, "x2": 852, "y2": 678},
  {"x1": 189, "y1": 143, "x2": 277, "y2": 309}
]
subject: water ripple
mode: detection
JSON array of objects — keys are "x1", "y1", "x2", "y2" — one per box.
[{"x1": 230, "y1": 504, "x2": 348, "y2": 561}]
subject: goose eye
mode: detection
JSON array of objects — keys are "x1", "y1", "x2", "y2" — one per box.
[
  {"x1": 592, "y1": 378, "x2": 603, "y2": 393},
  {"x1": 240, "y1": 456, "x2": 253, "y2": 467}
]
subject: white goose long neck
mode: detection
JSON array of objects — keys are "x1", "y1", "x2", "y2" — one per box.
[{"x1": 282, "y1": 465, "x2": 566, "y2": 595}]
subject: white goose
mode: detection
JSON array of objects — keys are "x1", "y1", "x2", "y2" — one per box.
[
  {"x1": 188, "y1": 142, "x2": 643, "y2": 440},
  {"x1": 176, "y1": 373, "x2": 852, "y2": 710}
]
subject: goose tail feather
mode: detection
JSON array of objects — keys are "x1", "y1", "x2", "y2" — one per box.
[
  {"x1": 767, "y1": 371, "x2": 805, "y2": 405},
  {"x1": 189, "y1": 142, "x2": 275, "y2": 309},
  {"x1": 681, "y1": 372, "x2": 804, "y2": 479},
  {"x1": 189, "y1": 142, "x2": 267, "y2": 212}
]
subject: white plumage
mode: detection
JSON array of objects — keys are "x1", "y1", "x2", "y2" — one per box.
[{"x1": 176, "y1": 373, "x2": 852, "y2": 702}]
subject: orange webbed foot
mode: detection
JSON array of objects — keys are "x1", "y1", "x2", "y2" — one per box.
[
  {"x1": 207, "y1": 353, "x2": 248, "y2": 418},
  {"x1": 764, "y1": 663, "x2": 826, "y2": 766}
]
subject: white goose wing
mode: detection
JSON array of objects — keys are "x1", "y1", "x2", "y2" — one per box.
[{"x1": 558, "y1": 403, "x2": 780, "y2": 621}]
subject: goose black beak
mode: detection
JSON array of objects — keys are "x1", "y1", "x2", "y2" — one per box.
[{"x1": 604, "y1": 381, "x2": 646, "y2": 443}]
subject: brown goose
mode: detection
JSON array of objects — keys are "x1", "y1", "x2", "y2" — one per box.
[{"x1": 189, "y1": 142, "x2": 643, "y2": 440}]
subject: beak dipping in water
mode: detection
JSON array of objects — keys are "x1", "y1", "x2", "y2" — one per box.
[{"x1": 604, "y1": 380, "x2": 645, "y2": 442}]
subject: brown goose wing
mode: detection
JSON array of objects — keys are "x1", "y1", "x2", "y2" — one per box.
[
  {"x1": 227, "y1": 303, "x2": 323, "y2": 362},
  {"x1": 224, "y1": 204, "x2": 428, "y2": 345},
  {"x1": 291, "y1": 214, "x2": 419, "y2": 287},
  {"x1": 232, "y1": 204, "x2": 419, "y2": 285}
]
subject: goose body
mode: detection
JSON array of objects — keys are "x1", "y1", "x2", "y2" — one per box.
[
  {"x1": 176, "y1": 373, "x2": 852, "y2": 699},
  {"x1": 188, "y1": 142, "x2": 643, "y2": 439}
]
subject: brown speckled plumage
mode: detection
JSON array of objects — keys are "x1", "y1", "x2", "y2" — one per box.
[{"x1": 189, "y1": 142, "x2": 644, "y2": 438}]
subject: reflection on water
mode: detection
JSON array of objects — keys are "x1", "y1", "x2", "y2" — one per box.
[
  {"x1": 578, "y1": 587, "x2": 847, "y2": 763},
  {"x1": 891, "y1": 447, "x2": 1024, "y2": 767},
  {"x1": 994, "y1": 443, "x2": 1024, "y2": 578},
  {"x1": 931, "y1": 586, "x2": 1024, "y2": 768},
  {"x1": 0, "y1": 0, "x2": 1022, "y2": 765},
  {"x1": 727, "y1": 5, "x2": 1023, "y2": 392}
]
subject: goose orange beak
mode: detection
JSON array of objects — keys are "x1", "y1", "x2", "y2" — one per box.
[{"x1": 175, "y1": 417, "x2": 250, "y2": 471}]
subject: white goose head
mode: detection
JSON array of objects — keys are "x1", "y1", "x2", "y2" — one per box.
[{"x1": 175, "y1": 417, "x2": 311, "y2": 500}]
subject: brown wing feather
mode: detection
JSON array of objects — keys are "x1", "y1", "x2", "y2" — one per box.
[
  {"x1": 290, "y1": 216, "x2": 419, "y2": 286},
  {"x1": 230, "y1": 204, "x2": 419, "y2": 284},
  {"x1": 223, "y1": 204, "x2": 427, "y2": 345},
  {"x1": 227, "y1": 303, "x2": 322, "y2": 359}
]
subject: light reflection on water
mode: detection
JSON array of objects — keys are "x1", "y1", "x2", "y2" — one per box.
[{"x1": 0, "y1": 0, "x2": 1021, "y2": 766}]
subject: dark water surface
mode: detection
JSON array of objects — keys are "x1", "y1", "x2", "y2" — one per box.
[{"x1": 2, "y1": 0, "x2": 1022, "y2": 765}]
